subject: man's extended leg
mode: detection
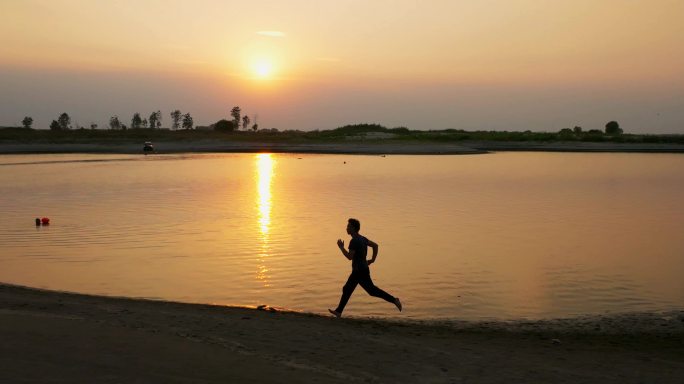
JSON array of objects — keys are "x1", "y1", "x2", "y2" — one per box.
[
  {"x1": 331, "y1": 272, "x2": 359, "y2": 316},
  {"x1": 359, "y1": 273, "x2": 402, "y2": 311}
]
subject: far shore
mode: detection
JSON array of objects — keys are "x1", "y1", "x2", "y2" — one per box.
[
  {"x1": 1, "y1": 282, "x2": 683, "y2": 383},
  {"x1": 1, "y1": 140, "x2": 684, "y2": 155}
]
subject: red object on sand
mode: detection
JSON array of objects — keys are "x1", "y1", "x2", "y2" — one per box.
[{"x1": 41, "y1": 217, "x2": 50, "y2": 225}]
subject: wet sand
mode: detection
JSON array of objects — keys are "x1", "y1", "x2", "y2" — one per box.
[
  {"x1": 1, "y1": 140, "x2": 684, "y2": 155},
  {"x1": 1, "y1": 283, "x2": 683, "y2": 383}
]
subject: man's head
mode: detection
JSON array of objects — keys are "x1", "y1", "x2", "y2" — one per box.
[{"x1": 347, "y1": 218, "x2": 360, "y2": 235}]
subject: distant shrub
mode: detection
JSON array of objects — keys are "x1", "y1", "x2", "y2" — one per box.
[
  {"x1": 389, "y1": 126, "x2": 410, "y2": 134},
  {"x1": 642, "y1": 135, "x2": 662, "y2": 143},
  {"x1": 333, "y1": 123, "x2": 387, "y2": 134},
  {"x1": 605, "y1": 121, "x2": 623, "y2": 135},
  {"x1": 213, "y1": 119, "x2": 234, "y2": 132}
]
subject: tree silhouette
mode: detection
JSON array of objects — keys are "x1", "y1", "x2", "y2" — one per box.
[
  {"x1": 109, "y1": 116, "x2": 122, "y2": 130},
  {"x1": 21, "y1": 116, "x2": 33, "y2": 129},
  {"x1": 131, "y1": 113, "x2": 143, "y2": 129},
  {"x1": 155, "y1": 110, "x2": 162, "y2": 128},
  {"x1": 170, "y1": 110, "x2": 182, "y2": 130},
  {"x1": 605, "y1": 121, "x2": 623, "y2": 135},
  {"x1": 182, "y1": 113, "x2": 194, "y2": 130},
  {"x1": 49, "y1": 120, "x2": 61, "y2": 130},
  {"x1": 230, "y1": 106, "x2": 241, "y2": 130},
  {"x1": 213, "y1": 119, "x2": 234, "y2": 132},
  {"x1": 149, "y1": 110, "x2": 162, "y2": 129},
  {"x1": 242, "y1": 115, "x2": 250, "y2": 130},
  {"x1": 57, "y1": 113, "x2": 71, "y2": 130},
  {"x1": 149, "y1": 112, "x2": 156, "y2": 129}
]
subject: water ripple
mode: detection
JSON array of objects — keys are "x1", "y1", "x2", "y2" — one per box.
[{"x1": 1, "y1": 152, "x2": 683, "y2": 320}]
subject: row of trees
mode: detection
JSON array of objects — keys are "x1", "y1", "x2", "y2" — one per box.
[
  {"x1": 212, "y1": 106, "x2": 258, "y2": 132},
  {"x1": 43, "y1": 110, "x2": 191, "y2": 131},
  {"x1": 557, "y1": 121, "x2": 624, "y2": 136},
  {"x1": 21, "y1": 106, "x2": 257, "y2": 132},
  {"x1": 48, "y1": 113, "x2": 72, "y2": 130},
  {"x1": 22, "y1": 112, "x2": 622, "y2": 135}
]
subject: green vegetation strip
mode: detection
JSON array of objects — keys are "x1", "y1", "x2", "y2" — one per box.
[{"x1": 1, "y1": 123, "x2": 683, "y2": 144}]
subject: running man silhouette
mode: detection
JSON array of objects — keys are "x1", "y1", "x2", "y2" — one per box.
[{"x1": 328, "y1": 218, "x2": 402, "y2": 317}]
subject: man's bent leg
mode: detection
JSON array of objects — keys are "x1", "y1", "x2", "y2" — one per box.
[
  {"x1": 358, "y1": 273, "x2": 396, "y2": 304},
  {"x1": 334, "y1": 272, "x2": 359, "y2": 314}
]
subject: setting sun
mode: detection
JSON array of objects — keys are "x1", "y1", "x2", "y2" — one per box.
[{"x1": 253, "y1": 60, "x2": 273, "y2": 79}]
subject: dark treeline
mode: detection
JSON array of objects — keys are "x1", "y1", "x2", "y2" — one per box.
[
  {"x1": 306, "y1": 122, "x2": 684, "y2": 144},
  {"x1": 2, "y1": 120, "x2": 683, "y2": 144},
  {"x1": 16, "y1": 106, "x2": 257, "y2": 133}
]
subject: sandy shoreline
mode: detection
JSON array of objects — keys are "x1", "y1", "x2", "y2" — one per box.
[
  {"x1": 1, "y1": 140, "x2": 684, "y2": 155},
  {"x1": 1, "y1": 283, "x2": 682, "y2": 383}
]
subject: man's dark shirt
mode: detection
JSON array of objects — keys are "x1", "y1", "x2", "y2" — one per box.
[{"x1": 349, "y1": 235, "x2": 369, "y2": 272}]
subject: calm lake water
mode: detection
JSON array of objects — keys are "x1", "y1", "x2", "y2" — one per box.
[{"x1": 1, "y1": 152, "x2": 683, "y2": 320}]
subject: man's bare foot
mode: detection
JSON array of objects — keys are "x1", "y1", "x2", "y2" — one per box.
[
  {"x1": 328, "y1": 309, "x2": 341, "y2": 318},
  {"x1": 395, "y1": 298, "x2": 402, "y2": 312}
]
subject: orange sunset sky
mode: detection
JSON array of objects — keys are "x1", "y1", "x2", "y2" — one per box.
[{"x1": 1, "y1": 0, "x2": 683, "y2": 132}]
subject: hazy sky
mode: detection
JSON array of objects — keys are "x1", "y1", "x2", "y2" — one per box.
[{"x1": 1, "y1": 0, "x2": 683, "y2": 133}]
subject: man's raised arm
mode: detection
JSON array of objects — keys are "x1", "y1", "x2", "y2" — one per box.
[{"x1": 337, "y1": 239, "x2": 353, "y2": 260}]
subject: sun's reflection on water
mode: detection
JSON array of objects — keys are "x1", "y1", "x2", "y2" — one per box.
[
  {"x1": 255, "y1": 153, "x2": 276, "y2": 286},
  {"x1": 257, "y1": 153, "x2": 275, "y2": 235}
]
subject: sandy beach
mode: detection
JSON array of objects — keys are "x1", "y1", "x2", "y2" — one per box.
[
  {"x1": 1, "y1": 140, "x2": 684, "y2": 155},
  {"x1": 1, "y1": 283, "x2": 682, "y2": 383}
]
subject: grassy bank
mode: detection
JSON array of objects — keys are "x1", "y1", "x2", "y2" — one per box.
[{"x1": 2, "y1": 125, "x2": 684, "y2": 145}]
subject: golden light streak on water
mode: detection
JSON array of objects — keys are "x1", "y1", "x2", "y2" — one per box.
[
  {"x1": 256, "y1": 153, "x2": 275, "y2": 236},
  {"x1": 255, "y1": 153, "x2": 276, "y2": 286}
]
